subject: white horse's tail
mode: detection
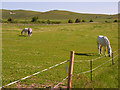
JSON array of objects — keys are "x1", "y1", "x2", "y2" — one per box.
[{"x1": 106, "y1": 37, "x2": 112, "y2": 57}]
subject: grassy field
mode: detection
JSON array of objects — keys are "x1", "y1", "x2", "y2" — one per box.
[{"x1": 2, "y1": 22, "x2": 118, "y2": 88}]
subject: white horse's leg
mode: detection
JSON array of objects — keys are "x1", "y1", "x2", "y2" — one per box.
[
  {"x1": 25, "y1": 31, "x2": 27, "y2": 36},
  {"x1": 100, "y1": 45, "x2": 102, "y2": 55},
  {"x1": 97, "y1": 43, "x2": 100, "y2": 55},
  {"x1": 21, "y1": 30, "x2": 24, "y2": 35},
  {"x1": 105, "y1": 46, "x2": 106, "y2": 56}
]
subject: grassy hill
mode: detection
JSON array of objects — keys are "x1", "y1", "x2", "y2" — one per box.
[{"x1": 2, "y1": 9, "x2": 117, "y2": 21}]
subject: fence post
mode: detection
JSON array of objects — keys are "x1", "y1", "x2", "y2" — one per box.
[
  {"x1": 90, "y1": 60, "x2": 92, "y2": 81},
  {"x1": 67, "y1": 51, "x2": 74, "y2": 90},
  {"x1": 112, "y1": 52, "x2": 114, "y2": 65}
]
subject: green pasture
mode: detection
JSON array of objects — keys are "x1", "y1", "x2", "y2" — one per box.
[{"x1": 2, "y1": 22, "x2": 118, "y2": 88}]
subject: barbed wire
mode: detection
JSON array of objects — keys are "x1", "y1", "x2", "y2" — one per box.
[{"x1": 2, "y1": 60, "x2": 68, "y2": 88}]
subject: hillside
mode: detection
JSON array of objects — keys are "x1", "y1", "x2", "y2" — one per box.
[{"x1": 2, "y1": 9, "x2": 117, "y2": 20}]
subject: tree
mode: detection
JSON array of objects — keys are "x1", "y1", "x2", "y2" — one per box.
[
  {"x1": 75, "y1": 18, "x2": 81, "y2": 23},
  {"x1": 68, "y1": 19, "x2": 73, "y2": 23},
  {"x1": 31, "y1": 16, "x2": 38, "y2": 22}
]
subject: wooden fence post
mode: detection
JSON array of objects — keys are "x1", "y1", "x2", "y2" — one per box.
[
  {"x1": 90, "y1": 60, "x2": 92, "y2": 81},
  {"x1": 67, "y1": 51, "x2": 74, "y2": 90},
  {"x1": 112, "y1": 52, "x2": 114, "y2": 65}
]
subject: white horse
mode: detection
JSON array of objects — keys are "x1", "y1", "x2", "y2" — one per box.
[
  {"x1": 97, "y1": 35, "x2": 112, "y2": 57},
  {"x1": 21, "y1": 28, "x2": 32, "y2": 36}
]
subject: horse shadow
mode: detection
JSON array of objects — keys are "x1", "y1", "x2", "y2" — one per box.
[
  {"x1": 75, "y1": 52, "x2": 98, "y2": 56},
  {"x1": 19, "y1": 35, "x2": 27, "y2": 37}
]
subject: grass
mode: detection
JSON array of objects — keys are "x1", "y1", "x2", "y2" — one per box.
[{"x1": 2, "y1": 22, "x2": 118, "y2": 88}]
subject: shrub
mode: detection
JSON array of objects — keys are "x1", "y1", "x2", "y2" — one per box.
[
  {"x1": 75, "y1": 18, "x2": 81, "y2": 23},
  {"x1": 41, "y1": 20, "x2": 45, "y2": 24},
  {"x1": 31, "y1": 16, "x2": 38, "y2": 22},
  {"x1": 114, "y1": 20, "x2": 118, "y2": 22},
  {"x1": 68, "y1": 19, "x2": 73, "y2": 23},
  {"x1": 8, "y1": 17, "x2": 14, "y2": 22},
  {"x1": 89, "y1": 19, "x2": 93, "y2": 22},
  {"x1": 37, "y1": 20, "x2": 41, "y2": 23},
  {"x1": 105, "y1": 21, "x2": 108, "y2": 23},
  {"x1": 47, "y1": 20, "x2": 51, "y2": 24},
  {"x1": 82, "y1": 20, "x2": 86, "y2": 22}
]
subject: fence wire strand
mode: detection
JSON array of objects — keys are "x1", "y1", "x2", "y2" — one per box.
[
  {"x1": 73, "y1": 54, "x2": 118, "y2": 76},
  {"x1": 2, "y1": 60, "x2": 68, "y2": 88},
  {"x1": 74, "y1": 49, "x2": 119, "y2": 63},
  {"x1": 53, "y1": 76, "x2": 68, "y2": 88},
  {"x1": 113, "y1": 49, "x2": 120, "y2": 53},
  {"x1": 74, "y1": 56, "x2": 104, "y2": 62}
]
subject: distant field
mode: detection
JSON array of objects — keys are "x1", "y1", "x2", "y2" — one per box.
[{"x1": 2, "y1": 22, "x2": 118, "y2": 88}]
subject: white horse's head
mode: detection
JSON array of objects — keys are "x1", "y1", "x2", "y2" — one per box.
[{"x1": 108, "y1": 46, "x2": 112, "y2": 57}]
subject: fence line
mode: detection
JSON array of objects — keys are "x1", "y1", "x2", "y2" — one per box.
[
  {"x1": 53, "y1": 76, "x2": 68, "y2": 88},
  {"x1": 74, "y1": 49, "x2": 119, "y2": 63},
  {"x1": 2, "y1": 60, "x2": 68, "y2": 88},
  {"x1": 74, "y1": 55, "x2": 104, "y2": 62},
  {"x1": 53, "y1": 52, "x2": 119, "y2": 88},
  {"x1": 113, "y1": 49, "x2": 120, "y2": 53},
  {"x1": 92, "y1": 54, "x2": 118, "y2": 71},
  {"x1": 73, "y1": 54, "x2": 118, "y2": 76},
  {"x1": 2, "y1": 49, "x2": 119, "y2": 88}
]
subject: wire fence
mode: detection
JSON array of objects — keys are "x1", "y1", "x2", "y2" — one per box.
[
  {"x1": 2, "y1": 49, "x2": 119, "y2": 88},
  {"x1": 74, "y1": 54, "x2": 118, "y2": 76},
  {"x1": 2, "y1": 60, "x2": 68, "y2": 88},
  {"x1": 53, "y1": 49, "x2": 119, "y2": 88}
]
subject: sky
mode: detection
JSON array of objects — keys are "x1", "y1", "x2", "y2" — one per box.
[
  {"x1": 1, "y1": 1, "x2": 119, "y2": 15},
  {"x1": 1, "y1": 0, "x2": 120, "y2": 2}
]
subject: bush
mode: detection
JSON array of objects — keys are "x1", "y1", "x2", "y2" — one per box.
[
  {"x1": 41, "y1": 20, "x2": 45, "y2": 24},
  {"x1": 31, "y1": 16, "x2": 38, "y2": 22},
  {"x1": 114, "y1": 20, "x2": 118, "y2": 22},
  {"x1": 37, "y1": 20, "x2": 41, "y2": 23},
  {"x1": 68, "y1": 19, "x2": 73, "y2": 23},
  {"x1": 82, "y1": 20, "x2": 86, "y2": 22},
  {"x1": 75, "y1": 18, "x2": 81, "y2": 23},
  {"x1": 89, "y1": 19, "x2": 93, "y2": 22},
  {"x1": 8, "y1": 17, "x2": 14, "y2": 22},
  {"x1": 105, "y1": 21, "x2": 108, "y2": 23},
  {"x1": 47, "y1": 20, "x2": 51, "y2": 24}
]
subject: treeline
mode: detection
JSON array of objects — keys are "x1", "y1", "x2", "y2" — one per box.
[
  {"x1": 68, "y1": 18, "x2": 118, "y2": 23},
  {"x1": 2, "y1": 16, "x2": 61, "y2": 24},
  {"x1": 1, "y1": 16, "x2": 118, "y2": 24},
  {"x1": 68, "y1": 18, "x2": 93, "y2": 23}
]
